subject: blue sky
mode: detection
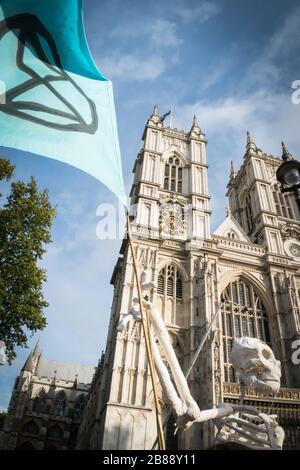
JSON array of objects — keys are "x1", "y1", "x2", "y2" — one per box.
[{"x1": 1, "y1": 0, "x2": 300, "y2": 411}]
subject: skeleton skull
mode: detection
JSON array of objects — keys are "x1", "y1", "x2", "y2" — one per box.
[{"x1": 230, "y1": 337, "x2": 281, "y2": 394}]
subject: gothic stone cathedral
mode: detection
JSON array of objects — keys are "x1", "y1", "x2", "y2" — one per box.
[
  {"x1": 4, "y1": 108, "x2": 299, "y2": 451},
  {"x1": 78, "y1": 108, "x2": 300, "y2": 450},
  {"x1": 75, "y1": 108, "x2": 300, "y2": 450}
]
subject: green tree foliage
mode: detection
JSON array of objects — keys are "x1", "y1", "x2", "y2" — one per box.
[{"x1": 0, "y1": 158, "x2": 55, "y2": 363}]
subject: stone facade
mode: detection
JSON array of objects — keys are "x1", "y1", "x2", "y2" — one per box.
[
  {"x1": 77, "y1": 110, "x2": 300, "y2": 450},
  {"x1": 0, "y1": 342, "x2": 95, "y2": 450}
]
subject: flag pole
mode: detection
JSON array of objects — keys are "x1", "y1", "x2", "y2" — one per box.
[{"x1": 126, "y1": 213, "x2": 166, "y2": 450}]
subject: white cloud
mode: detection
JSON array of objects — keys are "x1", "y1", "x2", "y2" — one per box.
[
  {"x1": 201, "y1": 45, "x2": 238, "y2": 90},
  {"x1": 101, "y1": 53, "x2": 166, "y2": 80},
  {"x1": 171, "y1": 4, "x2": 300, "y2": 227},
  {"x1": 174, "y1": 0, "x2": 221, "y2": 24},
  {"x1": 175, "y1": 91, "x2": 300, "y2": 229},
  {"x1": 178, "y1": 91, "x2": 300, "y2": 155},
  {"x1": 149, "y1": 19, "x2": 183, "y2": 48},
  {"x1": 110, "y1": 18, "x2": 182, "y2": 49},
  {"x1": 106, "y1": 18, "x2": 182, "y2": 81}
]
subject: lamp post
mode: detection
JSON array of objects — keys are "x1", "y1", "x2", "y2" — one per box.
[{"x1": 276, "y1": 142, "x2": 300, "y2": 212}]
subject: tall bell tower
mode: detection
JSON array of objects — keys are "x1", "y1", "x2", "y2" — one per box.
[
  {"x1": 77, "y1": 107, "x2": 219, "y2": 450},
  {"x1": 130, "y1": 105, "x2": 211, "y2": 242},
  {"x1": 227, "y1": 134, "x2": 300, "y2": 390}
]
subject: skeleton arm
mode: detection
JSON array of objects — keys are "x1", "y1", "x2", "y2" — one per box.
[{"x1": 145, "y1": 300, "x2": 201, "y2": 426}]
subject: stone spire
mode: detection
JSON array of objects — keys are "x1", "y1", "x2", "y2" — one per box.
[
  {"x1": 148, "y1": 104, "x2": 161, "y2": 125},
  {"x1": 21, "y1": 350, "x2": 34, "y2": 372},
  {"x1": 33, "y1": 338, "x2": 41, "y2": 357},
  {"x1": 245, "y1": 130, "x2": 257, "y2": 154},
  {"x1": 247, "y1": 130, "x2": 252, "y2": 145},
  {"x1": 21, "y1": 341, "x2": 41, "y2": 373},
  {"x1": 190, "y1": 114, "x2": 201, "y2": 135},
  {"x1": 230, "y1": 160, "x2": 237, "y2": 178},
  {"x1": 282, "y1": 141, "x2": 293, "y2": 161},
  {"x1": 73, "y1": 374, "x2": 78, "y2": 390}
]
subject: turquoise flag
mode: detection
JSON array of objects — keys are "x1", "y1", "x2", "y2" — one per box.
[{"x1": 0, "y1": 0, "x2": 127, "y2": 206}]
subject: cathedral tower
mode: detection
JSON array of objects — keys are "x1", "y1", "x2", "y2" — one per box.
[
  {"x1": 78, "y1": 108, "x2": 218, "y2": 450},
  {"x1": 78, "y1": 118, "x2": 300, "y2": 450},
  {"x1": 227, "y1": 134, "x2": 300, "y2": 389}
]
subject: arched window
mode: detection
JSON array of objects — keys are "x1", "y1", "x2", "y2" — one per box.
[
  {"x1": 272, "y1": 183, "x2": 294, "y2": 219},
  {"x1": 33, "y1": 388, "x2": 47, "y2": 414},
  {"x1": 164, "y1": 157, "x2": 183, "y2": 193},
  {"x1": 47, "y1": 424, "x2": 63, "y2": 440},
  {"x1": 73, "y1": 395, "x2": 85, "y2": 421},
  {"x1": 221, "y1": 279, "x2": 271, "y2": 382},
  {"x1": 23, "y1": 420, "x2": 39, "y2": 435},
  {"x1": 157, "y1": 264, "x2": 183, "y2": 301},
  {"x1": 226, "y1": 230, "x2": 237, "y2": 240},
  {"x1": 53, "y1": 391, "x2": 67, "y2": 417}
]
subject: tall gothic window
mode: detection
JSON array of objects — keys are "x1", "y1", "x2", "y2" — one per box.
[
  {"x1": 272, "y1": 184, "x2": 294, "y2": 219},
  {"x1": 221, "y1": 279, "x2": 271, "y2": 382},
  {"x1": 33, "y1": 388, "x2": 47, "y2": 414},
  {"x1": 53, "y1": 391, "x2": 67, "y2": 417},
  {"x1": 47, "y1": 424, "x2": 63, "y2": 440},
  {"x1": 157, "y1": 264, "x2": 183, "y2": 301},
  {"x1": 23, "y1": 420, "x2": 39, "y2": 435},
  {"x1": 244, "y1": 194, "x2": 254, "y2": 232},
  {"x1": 73, "y1": 395, "x2": 85, "y2": 421},
  {"x1": 164, "y1": 157, "x2": 183, "y2": 193}
]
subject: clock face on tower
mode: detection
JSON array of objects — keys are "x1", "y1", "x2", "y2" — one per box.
[{"x1": 160, "y1": 203, "x2": 184, "y2": 236}]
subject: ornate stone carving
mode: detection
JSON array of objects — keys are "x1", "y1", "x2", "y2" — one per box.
[
  {"x1": 137, "y1": 247, "x2": 156, "y2": 269},
  {"x1": 280, "y1": 223, "x2": 300, "y2": 241},
  {"x1": 162, "y1": 240, "x2": 183, "y2": 248},
  {"x1": 163, "y1": 136, "x2": 187, "y2": 153},
  {"x1": 159, "y1": 193, "x2": 187, "y2": 205}
]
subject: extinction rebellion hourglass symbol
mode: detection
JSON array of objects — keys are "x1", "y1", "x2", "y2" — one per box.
[{"x1": 0, "y1": 14, "x2": 98, "y2": 134}]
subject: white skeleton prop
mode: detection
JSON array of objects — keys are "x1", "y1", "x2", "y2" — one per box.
[
  {"x1": 230, "y1": 337, "x2": 281, "y2": 394},
  {"x1": 213, "y1": 337, "x2": 284, "y2": 449},
  {"x1": 117, "y1": 271, "x2": 284, "y2": 449},
  {"x1": 214, "y1": 411, "x2": 285, "y2": 450}
]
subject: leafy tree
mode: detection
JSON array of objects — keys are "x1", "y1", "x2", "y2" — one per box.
[{"x1": 0, "y1": 158, "x2": 55, "y2": 363}]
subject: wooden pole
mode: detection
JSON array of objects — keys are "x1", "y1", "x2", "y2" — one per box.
[{"x1": 126, "y1": 213, "x2": 166, "y2": 450}]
